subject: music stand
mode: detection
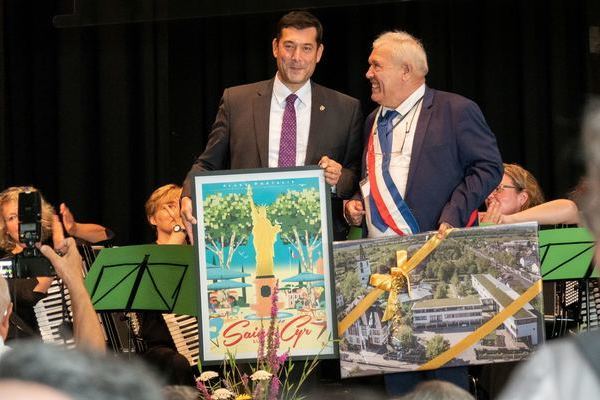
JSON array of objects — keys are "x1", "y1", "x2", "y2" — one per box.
[
  {"x1": 539, "y1": 227, "x2": 597, "y2": 280},
  {"x1": 85, "y1": 244, "x2": 198, "y2": 316}
]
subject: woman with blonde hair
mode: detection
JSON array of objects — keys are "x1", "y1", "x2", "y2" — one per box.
[{"x1": 0, "y1": 186, "x2": 112, "y2": 339}]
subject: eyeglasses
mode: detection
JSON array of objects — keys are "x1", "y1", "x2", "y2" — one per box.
[{"x1": 494, "y1": 184, "x2": 520, "y2": 193}]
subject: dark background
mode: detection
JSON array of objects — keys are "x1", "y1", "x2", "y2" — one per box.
[{"x1": 1, "y1": 0, "x2": 599, "y2": 245}]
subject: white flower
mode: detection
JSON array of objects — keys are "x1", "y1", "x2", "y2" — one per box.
[
  {"x1": 250, "y1": 370, "x2": 273, "y2": 381},
  {"x1": 197, "y1": 371, "x2": 219, "y2": 382},
  {"x1": 213, "y1": 388, "x2": 234, "y2": 399}
]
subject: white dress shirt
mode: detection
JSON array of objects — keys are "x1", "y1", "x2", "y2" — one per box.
[
  {"x1": 364, "y1": 83, "x2": 425, "y2": 238},
  {"x1": 268, "y1": 74, "x2": 312, "y2": 168}
]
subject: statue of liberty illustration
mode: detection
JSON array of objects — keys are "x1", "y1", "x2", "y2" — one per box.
[{"x1": 247, "y1": 185, "x2": 282, "y2": 317}]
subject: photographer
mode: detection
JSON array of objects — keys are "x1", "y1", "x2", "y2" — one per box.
[{"x1": 0, "y1": 186, "x2": 111, "y2": 340}]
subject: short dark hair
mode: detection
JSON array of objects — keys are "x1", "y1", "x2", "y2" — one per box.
[{"x1": 276, "y1": 10, "x2": 323, "y2": 45}]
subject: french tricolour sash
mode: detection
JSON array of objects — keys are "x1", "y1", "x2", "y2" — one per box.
[{"x1": 367, "y1": 108, "x2": 420, "y2": 236}]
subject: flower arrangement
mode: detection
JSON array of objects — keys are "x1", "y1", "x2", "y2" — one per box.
[{"x1": 196, "y1": 284, "x2": 320, "y2": 400}]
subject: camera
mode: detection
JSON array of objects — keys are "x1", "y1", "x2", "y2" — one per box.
[{"x1": 4, "y1": 191, "x2": 56, "y2": 278}]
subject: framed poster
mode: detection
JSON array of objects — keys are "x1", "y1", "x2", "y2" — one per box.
[
  {"x1": 334, "y1": 223, "x2": 544, "y2": 378},
  {"x1": 192, "y1": 167, "x2": 337, "y2": 363}
]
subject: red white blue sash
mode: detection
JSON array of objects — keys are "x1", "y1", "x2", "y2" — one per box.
[{"x1": 366, "y1": 112, "x2": 420, "y2": 236}]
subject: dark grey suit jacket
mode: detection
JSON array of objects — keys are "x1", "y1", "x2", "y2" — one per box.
[{"x1": 183, "y1": 79, "x2": 363, "y2": 199}]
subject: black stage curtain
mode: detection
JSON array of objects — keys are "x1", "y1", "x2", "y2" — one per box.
[{"x1": 0, "y1": 0, "x2": 597, "y2": 245}]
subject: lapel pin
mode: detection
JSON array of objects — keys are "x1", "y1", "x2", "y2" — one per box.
[{"x1": 319, "y1": 105, "x2": 325, "y2": 111}]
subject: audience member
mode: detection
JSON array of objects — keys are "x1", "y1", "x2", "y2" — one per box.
[
  {"x1": 0, "y1": 341, "x2": 164, "y2": 400},
  {"x1": 162, "y1": 385, "x2": 199, "y2": 400},
  {"x1": 392, "y1": 380, "x2": 475, "y2": 400},
  {"x1": 39, "y1": 236, "x2": 106, "y2": 352},
  {"x1": 498, "y1": 98, "x2": 600, "y2": 400}
]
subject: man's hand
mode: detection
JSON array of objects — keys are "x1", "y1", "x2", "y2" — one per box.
[
  {"x1": 39, "y1": 237, "x2": 106, "y2": 353},
  {"x1": 180, "y1": 196, "x2": 196, "y2": 244},
  {"x1": 436, "y1": 222, "x2": 453, "y2": 239},
  {"x1": 344, "y1": 199, "x2": 365, "y2": 226},
  {"x1": 39, "y1": 237, "x2": 84, "y2": 288},
  {"x1": 52, "y1": 215, "x2": 66, "y2": 253},
  {"x1": 319, "y1": 156, "x2": 342, "y2": 186}
]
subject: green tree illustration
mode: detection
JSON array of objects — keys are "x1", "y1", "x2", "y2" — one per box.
[
  {"x1": 268, "y1": 188, "x2": 321, "y2": 272},
  {"x1": 203, "y1": 193, "x2": 252, "y2": 269}
]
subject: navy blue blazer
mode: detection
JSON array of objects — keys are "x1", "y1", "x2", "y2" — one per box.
[{"x1": 363, "y1": 86, "x2": 503, "y2": 233}]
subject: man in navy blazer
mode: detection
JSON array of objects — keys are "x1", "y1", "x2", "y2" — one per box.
[
  {"x1": 344, "y1": 31, "x2": 502, "y2": 394},
  {"x1": 345, "y1": 31, "x2": 502, "y2": 236}
]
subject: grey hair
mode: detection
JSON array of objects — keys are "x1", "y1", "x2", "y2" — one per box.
[
  {"x1": 582, "y1": 97, "x2": 600, "y2": 236},
  {"x1": 373, "y1": 31, "x2": 429, "y2": 77},
  {"x1": 0, "y1": 341, "x2": 164, "y2": 400},
  {"x1": 163, "y1": 385, "x2": 200, "y2": 400},
  {"x1": 392, "y1": 380, "x2": 475, "y2": 400}
]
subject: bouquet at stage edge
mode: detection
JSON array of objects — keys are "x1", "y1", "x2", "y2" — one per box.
[{"x1": 196, "y1": 284, "x2": 320, "y2": 400}]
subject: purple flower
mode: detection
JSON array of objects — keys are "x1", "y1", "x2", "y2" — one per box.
[
  {"x1": 277, "y1": 352, "x2": 288, "y2": 366},
  {"x1": 196, "y1": 380, "x2": 212, "y2": 400},
  {"x1": 257, "y1": 326, "x2": 266, "y2": 366},
  {"x1": 269, "y1": 376, "x2": 281, "y2": 400}
]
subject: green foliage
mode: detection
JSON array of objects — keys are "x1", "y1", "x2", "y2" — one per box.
[
  {"x1": 203, "y1": 193, "x2": 252, "y2": 268},
  {"x1": 204, "y1": 193, "x2": 252, "y2": 242},
  {"x1": 425, "y1": 335, "x2": 450, "y2": 360},
  {"x1": 450, "y1": 271, "x2": 460, "y2": 287},
  {"x1": 434, "y1": 283, "x2": 448, "y2": 299},
  {"x1": 268, "y1": 188, "x2": 321, "y2": 243},
  {"x1": 339, "y1": 271, "x2": 367, "y2": 301},
  {"x1": 393, "y1": 325, "x2": 416, "y2": 348}
]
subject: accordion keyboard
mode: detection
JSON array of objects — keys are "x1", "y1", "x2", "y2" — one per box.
[{"x1": 162, "y1": 313, "x2": 199, "y2": 367}]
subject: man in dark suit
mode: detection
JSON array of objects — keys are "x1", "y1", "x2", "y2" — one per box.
[
  {"x1": 344, "y1": 31, "x2": 503, "y2": 394},
  {"x1": 181, "y1": 11, "x2": 363, "y2": 240},
  {"x1": 345, "y1": 31, "x2": 502, "y2": 236}
]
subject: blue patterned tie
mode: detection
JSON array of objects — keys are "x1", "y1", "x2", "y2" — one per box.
[{"x1": 278, "y1": 93, "x2": 298, "y2": 167}]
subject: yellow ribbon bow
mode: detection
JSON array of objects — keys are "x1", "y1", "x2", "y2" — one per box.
[
  {"x1": 369, "y1": 251, "x2": 407, "y2": 322},
  {"x1": 338, "y1": 229, "x2": 452, "y2": 336}
]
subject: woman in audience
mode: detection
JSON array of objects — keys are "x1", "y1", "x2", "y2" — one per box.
[{"x1": 481, "y1": 163, "x2": 579, "y2": 226}]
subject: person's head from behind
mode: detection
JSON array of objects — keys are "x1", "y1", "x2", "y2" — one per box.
[
  {"x1": 366, "y1": 31, "x2": 428, "y2": 109},
  {"x1": 272, "y1": 10, "x2": 324, "y2": 92},
  {"x1": 145, "y1": 184, "x2": 183, "y2": 240},
  {"x1": 486, "y1": 163, "x2": 545, "y2": 214},
  {"x1": 582, "y1": 98, "x2": 600, "y2": 253},
  {"x1": 0, "y1": 276, "x2": 12, "y2": 341},
  {"x1": 0, "y1": 186, "x2": 55, "y2": 254},
  {"x1": 0, "y1": 341, "x2": 163, "y2": 400},
  {"x1": 392, "y1": 380, "x2": 474, "y2": 400}
]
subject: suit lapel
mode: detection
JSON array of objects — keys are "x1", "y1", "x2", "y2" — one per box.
[
  {"x1": 405, "y1": 86, "x2": 435, "y2": 196},
  {"x1": 305, "y1": 82, "x2": 325, "y2": 165},
  {"x1": 253, "y1": 79, "x2": 274, "y2": 168}
]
